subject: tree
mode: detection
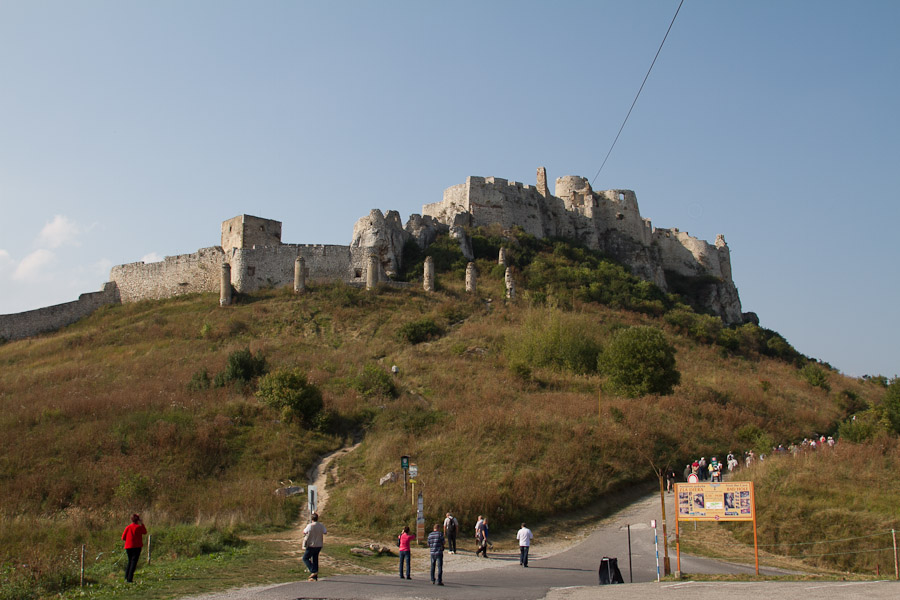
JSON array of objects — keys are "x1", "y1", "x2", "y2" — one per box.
[
  {"x1": 598, "y1": 326, "x2": 680, "y2": 397},
  {"x1": 256, "y1": 368, "x2": 323, "y2": 426}
]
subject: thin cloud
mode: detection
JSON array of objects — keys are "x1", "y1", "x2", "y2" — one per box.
[
  {"x1": 0, "y1": 249, "x2": 12, "y2": 272},
  {"x1": 141, "y1": 252, "x2": 163, "y2": 263},
  {"x1": 13, "y1": 249, "x2": 56, "y2": 281},
  {"x1": 37, "y1": 215, "x2": 80, "y2": 249}
]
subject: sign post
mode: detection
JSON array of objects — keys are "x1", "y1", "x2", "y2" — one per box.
[
  {"x1": 674, "y1": 481, "x2": 758, "y2": 575},
  {"x1": 401, "y1": 455, "x2": 409, "y2": 494},
  {"x1": 409, "y1": 463, "x2": 418, "y2": 507},
  {"x1": 416, "y1": 492, "x2": 425, "y2": 543},
  {"x1": 307, "y1": 485, "x2": 317, "y2": 517}
]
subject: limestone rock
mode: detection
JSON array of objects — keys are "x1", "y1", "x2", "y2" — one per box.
[
  {"x1": 352, "y1": 209, "x2": 410, "y2": 277},
  {"x1": 450, "y1": 225, "x2": 474, "y2": 261},
  {"x1": 405, "y1": 214, "x2": 447, "y2": 249}
]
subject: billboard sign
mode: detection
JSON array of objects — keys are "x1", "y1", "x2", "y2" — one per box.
[{"x1": 675, "y1": 481, "x2": 754, "y2": 522}]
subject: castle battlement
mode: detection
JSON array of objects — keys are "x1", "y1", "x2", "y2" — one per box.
[{"x1": 1, "y1": 165, "x2": 746, "y2": 342}]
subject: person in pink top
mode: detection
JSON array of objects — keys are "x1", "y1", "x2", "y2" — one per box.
[
  {"x1": 397, "y1": 525, "x2": 416, "y2": 579},
  {"x1": 121, "y1": 513, "x2": 147, "y2": 583}
]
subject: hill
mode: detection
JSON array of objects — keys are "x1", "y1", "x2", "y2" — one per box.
[{"x1": 0, "y1": 229, "x2": 891, "y2": 598}]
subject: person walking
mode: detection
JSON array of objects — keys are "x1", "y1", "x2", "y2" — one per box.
[
  {"x1": 516, "y1": 523, "x2": 534, "y2": 567},
  {"x1": 443, "y1": 512, "x2": 458, "y2": 554},
  {"x1": 666, "y1": 467, "x2": 677, "y2": 492},
  {"x1": 397, "y1": 525, "x2": 416, "y2": 579},
  {"x1": 475, "y1": 517, "x2": 489, "y2": 558},
  {"x1": 302, "y1": 512, "x2": 326, "y2": 581},
  {"x1": 121, "y1": 513, "x2": 147, "y2": 583},
  {"x1": 427, "y1": 523, "x2": 445, "y2": 585}
]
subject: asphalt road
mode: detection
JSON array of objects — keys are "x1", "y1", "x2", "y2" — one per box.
[{"x1": 186, "y1": 491, "x2": 899, "y2": 600}]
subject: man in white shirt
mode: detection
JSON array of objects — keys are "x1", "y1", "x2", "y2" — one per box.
[
  {"x1": 302, "y1": 513, "x2": 327, "y2": 581},
  {"x1": 516, "y1": 523, "x2": 534, "y2": 567}
]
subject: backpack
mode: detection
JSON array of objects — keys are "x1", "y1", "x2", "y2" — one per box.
[{"x1": 448, "y1": 517, "x2": 458, "y2": 535}]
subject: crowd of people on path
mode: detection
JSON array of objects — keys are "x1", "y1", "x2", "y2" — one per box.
[{"x1": 663, "y1": 434, "x2": 840, "y2": 492}]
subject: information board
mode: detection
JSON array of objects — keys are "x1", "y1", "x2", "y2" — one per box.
[{"x1": 675, "y1": 481, "x2": 754, "y2": 522}]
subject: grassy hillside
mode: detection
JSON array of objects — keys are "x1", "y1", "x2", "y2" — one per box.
[{"x1": 0, "y1": 230, "x2": 890, "y2": 597}]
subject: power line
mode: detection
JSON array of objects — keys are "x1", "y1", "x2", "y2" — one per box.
[{"x1": 591, "y1": 0, "x2": 685, "y2": 187}]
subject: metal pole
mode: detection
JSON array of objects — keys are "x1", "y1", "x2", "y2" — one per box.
[
  {"x1": 148, "y1": 534, "x2": 152, "y2": 566},
  {"x1": 893, "y1": 529, "x2": 898, "y2": 581},
  {"x1": 627, "y1": 524, "x2": 633, "y2": 583},
  {"x1": 675, "y1": 515, "x2": 682, "y2": 577},
  {"x1": 659, "y1": 472, "x2": 670, "y2": 575},
  {"x1": 80, "y1": 544, "x2": 85, "y2": 587},
  {"x1": 654, "y1": 527, "x2": 660, "y2": 582}
]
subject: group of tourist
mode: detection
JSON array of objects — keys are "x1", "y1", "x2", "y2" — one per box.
[
  {"x1": 116, "y1": 508, "x2": 535, "y2": 585},
  {"x1": 661, "y1": 434, "x2": 840, "y2": 493},
  {"x1": 394, "y1": 513, "x2": 535, "y2": 585}
]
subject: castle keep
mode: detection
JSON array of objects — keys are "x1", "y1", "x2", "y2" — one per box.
[{"x1": 0, "y1": 168, "x2": 745, "y2": 341}]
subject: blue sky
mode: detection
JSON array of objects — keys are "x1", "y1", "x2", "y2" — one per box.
[{"x1": 1, "y1": 1, "x2": 897, "y2": 378}]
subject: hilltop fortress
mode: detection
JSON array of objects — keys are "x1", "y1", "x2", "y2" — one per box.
[{"x1": 0, "y1": 167, "x2": 745, "y2": 341}]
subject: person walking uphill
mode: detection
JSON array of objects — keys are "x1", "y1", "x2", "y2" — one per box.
[
  {"x1": 427, "y1": 523, "x2": 445, "y2": 585},
  {"x1": 397, "y1": 525, "x2": 416, "y2": 579},
  {"x1": 121, "y1": 513, "x2": 147, "y2": 583},
  {"x1": 443, "y1": 512, "x2": 458, "y2": 554},
  {"x1": 517, "y1": 523, "x2": 534, "y2": 567},
  {"x1": 302, "y1": 513, "x2": 326, "y2": 581},
  {"x1": 475, "y1": 516, "x2": 489, "y2": 557}
]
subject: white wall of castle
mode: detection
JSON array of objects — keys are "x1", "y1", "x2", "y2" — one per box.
[
  {"x1": 0, "y1": 283, "x2": 119, "y2": 341},
  {"x1": 229, "y1": 244, "x2": 363, "y2": 293},
  {"x1": 110, "y1": 247, "x2": 226, "y2": 303}
]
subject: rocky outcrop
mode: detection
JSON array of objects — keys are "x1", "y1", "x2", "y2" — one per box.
[{"x1": 351, "y1": 209, "x2": 410, "y2": 277}]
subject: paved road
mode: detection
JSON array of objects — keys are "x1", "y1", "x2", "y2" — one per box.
[{"x1": 187, "y1": 491, "x2": 897, "y2": 600}]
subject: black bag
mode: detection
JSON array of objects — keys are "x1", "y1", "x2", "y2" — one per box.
[{"x1": 598, "y1": 556, "x2": 624, "y2": 585}]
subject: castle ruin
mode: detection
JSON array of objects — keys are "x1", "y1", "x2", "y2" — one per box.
[{"x1": 0, "y1": 167, "x2": 745, "y2": 341}]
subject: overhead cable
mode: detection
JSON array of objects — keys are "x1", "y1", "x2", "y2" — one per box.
[{"x1": 591, "y1": 0, "x2": 685, "y2": 186}]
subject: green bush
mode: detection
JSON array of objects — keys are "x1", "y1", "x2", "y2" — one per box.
[
  {"x1": 800, "y1": 363, "x2": 830, "y2": 391},
  {"x1": 353, "y1": 363, "x2": 398, "y2": 398},
  {"x1": 504, "y1": 310, "x2": 602, "y2": 374},
  {"x1": 598, "y1": 326, "x2": 680, "y2": 397},
  {"x1": 188, "y1": 367, "x2": 211, "y2": 391},
  {"x1": 883, "y1": 378, "x2": 900, "y2": 435},
  {"x1": 398, "y1": 318, "x2": 443, "y2": 344},
  {"x1": 837, "y1": 409, "x2": 889, "y2": 443},
  {"x1": 155, "y1": 525, "x2": 245, "y2": 558},
  {"x1": 257, "y1": 369, "x2": 323, "y2": 425},
  {"x1": 214, "y1": 347, "x2": 267, "y2": 387}
]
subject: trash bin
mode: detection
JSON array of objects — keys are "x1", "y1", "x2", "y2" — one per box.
[{"x1": 598, "y1": 556, "x2": 624, "y2": 584}]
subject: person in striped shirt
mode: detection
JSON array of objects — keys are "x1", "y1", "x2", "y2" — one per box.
[{"x1": 427, "y1": 523, "x2": 445, "y2": 585}]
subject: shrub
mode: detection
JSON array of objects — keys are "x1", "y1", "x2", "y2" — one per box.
[
  {"x1": 114, "y1": 472, "x2": 152, "y2": 505},
  {"x1": 836, "y1": 389, "x2": 867, "y2": 418},
  {"x1": 352, "y1": 363, "x2": 398, "y2": 398},
  {"x1": 215, "y1": 347, "x2": 267, "y2": 387},
  {"x1": 883, "y1": 378, "x2": 900, "y2": 435},
  {"x1": 398, "y1": 318, "x2": 443, "y2": 344},
  {"x1": 837, "y1": 409, "x2": 889, "y2": 443},
  {"x1": 256, "y1": 369, "x2": 323, "y2": 425},
  {"x1": 504, "y1": 310, "x2": 602, "y2": 374},
  {"x1": 598, "y1": 326, "x2": 680, "y2": 397},
  {"x1": 155, "y1": 525, "x2": 245, "y2": 558},
  {"x1": 188, "y1": 367, "x2": 211, "y2": 391},
  {"x1": 800, "y1": 363, "x2": 830, "y2": 391}
]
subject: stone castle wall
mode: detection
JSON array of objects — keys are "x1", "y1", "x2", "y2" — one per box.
[
  {"x1": 230, "y1": 244, "x2": 365, "y2": 293},
  {"x1": 0, "y1": 283, "x2": 119, "y2": 341},
  {"x1": 110, "y1": 246, "x2": 226, "y2": 302}
]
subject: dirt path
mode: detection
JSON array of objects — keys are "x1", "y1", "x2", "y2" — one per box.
[{"x1": 265, "y1": 442, "x2": 362, "y2": 565}]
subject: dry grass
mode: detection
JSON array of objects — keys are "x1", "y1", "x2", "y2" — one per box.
[{"x1": 0, "y1": 277, "x2": 889, "y2": 596}]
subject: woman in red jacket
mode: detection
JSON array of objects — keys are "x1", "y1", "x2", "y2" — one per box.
[{"x1": 122, "y1": 514, "x2": 147, "y2": 583}]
